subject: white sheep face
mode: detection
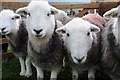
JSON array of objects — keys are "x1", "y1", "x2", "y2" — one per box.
[
  {"x1": 103, "y1": 6, "x2": 119, "y2": 43},
  {"x1": 0, "y1": 10, "x2": 20, "y2": 35},
  {"x1": 56, "y1": 18, "x2": 100, "y2": 64},
  {"x1": 55, "y1": 10, "x2": 69, "y2": 24},
  {"x1": 16, "y1": 1, "x2": 58, "y2": 39}
]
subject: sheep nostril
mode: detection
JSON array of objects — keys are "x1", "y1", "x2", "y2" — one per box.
[
  {"x1": 74, "y1": 56, "x2": 85, "y2": 63},
  {"x1": 33, "y1": 29, "x2": 43, "y2": 34},
  {"x1": 1, "y1": 27, "x2": 6, "y2": 32}
]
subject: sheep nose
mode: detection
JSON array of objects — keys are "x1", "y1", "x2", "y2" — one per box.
[
  {"x1": 74, "y1": 57, "x2": 85, "y2": 63},
  {"x1": 1, "y1": 27, "x2": 6, "y2": 32},
  {"x1": 33, "y1": 29, "x2": 43, "y2": 34}
]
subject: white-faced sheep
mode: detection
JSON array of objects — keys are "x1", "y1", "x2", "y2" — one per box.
[
  {"x1": 56, "y1": 17, "x2": 102, "y2": 80},
  {"x1": 55, "y1": 9, "x2": 71, "y2": 25},
  {"x1": 0, "y1": 10, "x2": 32, "y2": 77},
  {"x1": 16, "y1": 0, "x2": 64, "y2": 80},
  {"x1": 101, "y1": 6, "x2": 120, "y2": 80}
]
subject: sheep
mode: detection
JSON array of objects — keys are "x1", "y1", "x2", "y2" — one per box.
[
  {"x1": 101, "y1": 6, "x2": 120, "y2": 80},
  {"x1": 55, "y1": 9, "x2": 71, "y2": 25},
  {"x1": 16, "y1": 0, "x2": 64, "y2": 80},
  {"x1": 0, "y1": 10, "x2": 32, "y2": 77},
  {"x1": 82, "y1": 13, "x2": 107, "y2": 29},
  {"x1": 56, "y1": 17, "x2": 102, "y2": 80}
]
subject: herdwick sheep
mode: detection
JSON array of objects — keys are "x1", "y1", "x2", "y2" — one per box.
[
  {"x1": 0, "y1": 10, "x2": 32, "y2": 77},
  {"x1": 101, "y1": 6, "x2": 120, "y2": 80},
  {"x1": 55, "y1": 9, "x2": 71, "y2": 25},
  {"x1": 56, "y1": 17, "x2": 102, "y2": 80},
  {"x1": 16, "y1": 0, "x2": 64, "y2": 80},
  {"x1": 82, "y1": 13, "x2": 107, "y2": 29}
]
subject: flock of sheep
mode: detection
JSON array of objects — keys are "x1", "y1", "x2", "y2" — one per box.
[{"x1": 0, "y1": 0, "x2": 119, "y2": 80}]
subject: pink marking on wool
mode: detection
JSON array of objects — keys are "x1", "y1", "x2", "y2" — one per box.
[{"x1": 82, "y1": 13, "x2": 107, "y2": 29}]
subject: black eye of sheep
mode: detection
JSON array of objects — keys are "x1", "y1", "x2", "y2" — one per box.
[
  {"x1": 67, "y1": 33, "x2": 70, "y2": 37},
  {"x1": 28, "y1": 13, "x2": 31, "y2": 16},
  {"x1": 47, "y1": 13, "x2": 50, "y2": 16},
  {"x1": 12, "y1": 17, "x2": 15, "y2": 20},
  {"x1": 87, "y1": 32, "x2": 90, "y2": 36}
]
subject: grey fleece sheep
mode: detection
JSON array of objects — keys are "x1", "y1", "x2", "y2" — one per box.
[
  {"x1": 56, "y1": 17, "x2": 102, "y2": 80},
  {"x1": 16, "y1": 0, "x2": 64, "y2": 80},
  {"x1": 0, "y1": 10, "x2": 32, "y2": 77},
  {"x1": 101, "y1": 6, "x2": 120, "y2": 80}
]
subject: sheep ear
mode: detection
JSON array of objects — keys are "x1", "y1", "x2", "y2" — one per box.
[
  {"x1": 16, "y1": 7, "x2": 28, "y2": 16},
  {"x1": 56, "y1": 20, "x2": 63, "y2": 28},
  {"x1": 90, "y1": 24, "x2": 100, "y2": 33},
  {"x1": 50, "y1": 7, "x2": 59, "y2": 15},
  {"x1": 103, "y1": 7, "x2": 118, "y2": 18},
  {"x1": 55, "y1": 26, "x2": 66, "y2": 35},
  {"x1": 14, "y1": 14, "x2": 21, "y2": 19}
]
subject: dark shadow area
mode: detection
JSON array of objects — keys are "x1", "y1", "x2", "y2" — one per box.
[{"x1": 2, "y1": 57, "x2": 111, "y2": 80}]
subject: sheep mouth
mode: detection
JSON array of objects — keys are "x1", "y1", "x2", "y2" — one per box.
[
  {"x1": 35, "y1": 34, "x2": 45, "y2": 38},
  {"x1": 2, "y1": 31, "x2": 9, "y2": 35}
]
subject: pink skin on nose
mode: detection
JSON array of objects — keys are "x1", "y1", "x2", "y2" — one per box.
[{"x1": 82, "y1": 13, "x2": 107, "y2": 29}]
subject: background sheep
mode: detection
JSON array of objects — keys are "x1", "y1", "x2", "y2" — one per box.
[
  {"x1": 0, "y1": 10, "x2": 32, "y2": 77},
  {"x1": 56, "y1": 17, "x2": 101, "y2": 80},
  {"x1": 55, "y1": 9, "x2": 71, "y2": 25},
  {"x1": 16, "y1": 0, "x2": 64, "y2": 80},
  {"x1": 101, "y1": 6, "x2": 120, "y2": 80},
  {"x1": 82, "y1": 13, "x2": 107, "y2": 29}
]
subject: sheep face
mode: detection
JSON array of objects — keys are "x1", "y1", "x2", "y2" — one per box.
[
  {"x1": 56, "y1": 18, "x2": 100, "y2": 64},
  {"x1": 104, "y1": 5, "x2": 119, "y2": 43},
  {"x1": 55, "y1": 10, "x2": 70, "y2": 24},
  {"x1": 16, "y1": 1, "x2": 58, "y2": 39},
  {"x1": 0, "y1": 10, "x2": 20, "y2": 35}
]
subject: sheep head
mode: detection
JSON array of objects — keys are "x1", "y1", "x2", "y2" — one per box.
[
  {"x1": 103, "y1": 6, "x2": 119, "y2": 18},
  {"x1": 16, "y1": 0, "x2": 59, "y2": 39},
  {"x1": 56, "y1": 18, "x2": 100, "y2": 64},
  {"x1": 0, "y1": 10, "x2": 21, "y2": 35}
]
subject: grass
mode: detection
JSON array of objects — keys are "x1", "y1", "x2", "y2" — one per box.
[
  {"x1": 2, "y1": 56, "x2": 111, "y2": 80},
  {"x1": 7, "y1": 45, "x2": 12, "y2": 53},
  {"x1": 2, "y1": 57, "x2": 37, "y2": 80}
]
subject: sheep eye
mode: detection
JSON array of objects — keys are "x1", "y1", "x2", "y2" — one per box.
[
  {"x1": 47, "y1": 13, "x2": 50, "y2": 16},
  {"x1": 12, "y1": 17, "x2": 15, "y2": 20},
  {"x1": 67, "y1": 33, "x2": 70, "y2": 37},
  {"x1": 28, "y1": 13, "x2": 31, "y2": 16},
  {"x1": 87, "y1": 32, "x2": 90, "y2": 36}
]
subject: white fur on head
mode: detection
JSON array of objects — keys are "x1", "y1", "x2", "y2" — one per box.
[
  {"x1": 103, "y1": 7, "x2": 118, "y2": 18},
  {"x1": 16, "y1": 0, "x2": 59, "y2": 39},
  {"x1": 16, "y1": 7, "x2": 28, "y2": 15},
  {"x1": 0, "y1": 9, "x2": 21, "y2": 35},
  {"x1": 55, "y1": 10, "x2": 70, "y2": 25},
  {"x1": 112, "y1": 18, "x2": 119, "y2": 44},
  {"x1": 56, "y1": 18, "x2": 100, "y2": 64}
]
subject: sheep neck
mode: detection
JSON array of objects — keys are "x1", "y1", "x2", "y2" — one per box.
[
  {"x1": 30, "y1": 37, "x2": 50, "y2": 52},
  {"x1": 28, "y1": 23, "x2": 57, "y2": 54},
  {"x1": 29, "y1": 32, "x2": 58, "y2": 54},
  {"x1": 6, "y1": 30, "x2": 18, "y2": 46}
]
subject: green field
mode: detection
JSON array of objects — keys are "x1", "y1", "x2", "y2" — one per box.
[{"x1": 2, "y1": 56, "x2": 111, "y2": 80}]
